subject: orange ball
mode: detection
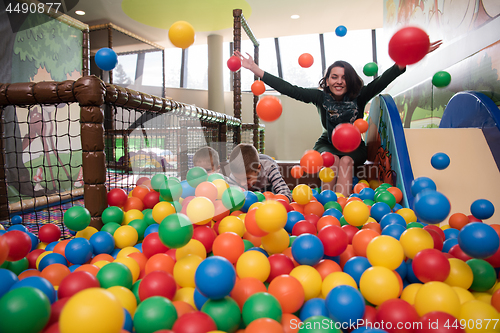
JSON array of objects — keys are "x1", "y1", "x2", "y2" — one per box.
[
  {"x1": 74, "y1": 264, "x2": 100, "y2": 277},
  {"x1": 212, "y1": 232, "x2": 245, "y2": 264},
  {"x1": 90, "y1": 253, "x2": 115, "y2": 264},
  {"x1": 337, "y1": 197, "x2": 347, "y2": 209},
  {"x1": 491, "y1": 289, "x2": 500, "y2": 312},
  {"x1": 314, "y1": 259, "x2": 342, "y2": 280},
  {"x1": 304, "y1": 201, "x2": 325, "y2": 217},
  {"x1": 354, "y1": 119, "x2": 369, "y2": 133},
  {"x1": 362, "y1": 222, "x2": 382, "y2": 234},
  {"x1": 263, "y1": 192, "x2": 275, "y2": 200},
  {"x1": 448, "y1": 212, "x2": 469, "y2": 230},
  {"x1": 298, "y1": 53, "x2": 314, "y2": 68},
  {"x1": 19, "y1": 269, "x2": 42, "y2": 280},
  {"x1": 274, "y1": 194, "x2": 290, "y2": 204},
  {"x1": 123, "y1": 196, "x2": 144, "y2": 212},
  {"x1": 282, "y1": 247, "x2": 299, "y2": 267},
  {"x1": 387, "y1": 187, "x2": 403, "y2": 204},
  {"x1": 251, "y1": 80, "x2": 266, "y2": 96},
  {"x1": 353, "y1": 182, "x2": 368, "y2": 194},
  {"x1": 316, "y1": 215, "x2": 341, "y2": 232},
  {"x1": 230, "y1": 277, "x2": 267, "y2": 310},
  {"x1": 290, "y1": 165, "x2": 304, "y2": 179},
  {"x1": 339, "y1": 244, "x2": 356, "y2": 269},
  {"x1": 352, "y1": 229, "x2": 379, "y2": 257},
  {"x1": 243, "y1": 231, "x2": 262, "y2": 247},
  {"x1": 172, "y1": 300, "x2": 196, "y2": 315},
  {"x1": 282, "y1": 313, "x2": 300, "y2": 333},
  {"x1": 268, "y1": 275, "x2": 305, "y2": 313},
  {"x1": 53, "y1": 239, "x2": 71, "y2": 256},
  {"x1": 300, "y1": 150, "x2": 323, "y2": 174},
  {"x1": 41, "y1": 263, "x2": 71, "y2": 286},
  {"x1": 244, "y1": 208, "x2": 268, "y2": 237},
  {"x1": 213, "y1": 199, "x2": 230, "y2": 222},
  {"x1": 246, "y1": 318, "x2": 285, "y2": 333},
  {"x1": 195, "y1": 181, "x2": 218, "y2": 202},
  {"x1": 290, "y1": 202, "x2": 304, "y2": 214},
  {"x1": 257, "y1": 96, "x2": 282, "y2": 122},
  {"x1": 145, "y1": 253, "x2": 175, "y2": 275},
  {"x1": 132, "y1": 185, "x2": 150, "y2": 201}
]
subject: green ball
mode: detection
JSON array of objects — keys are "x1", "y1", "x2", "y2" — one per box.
[
  {"x1": 134, "y1": 296, "x2": 177, "y2": 333},
  {"x1": 221, "y1": 187, "x2": 246, "y2": 211},
  {"x1": 128, "y1": 219, "x2": 148, "y2": 240},
  {"x1": 0, "y1": 287, "x2": 51, "y2": 333},
  {"x1": 324, "y1": 201, "x2": 342, "y2": 212},
  {"x1": 159, "y1": 177, "x2": 183, "y2": 202},
  {"x1": 432, "y1": 71, "x2": 452, "y2": 88},
  {"x1": 132, "y1": 279, "x2": 142, "y2": 305},
  {"x1": 312, "y1": 187, "x2": 321, "y2": 194},
  {"x1": 158, "y1": 213, "x2": 194, "y2": 248},
  {"x1": 363, "y1": 199, "x2": 375, "y2": 206},
  {"x1": 374, "y1": 190, "x2": 396, "y2": 209},
  {"x1": 289, "y1": 235, "x2": 297, "y2": 246},
  {"x1": 379, "y1": 183, "x2": 392, "y2": 189},
  {"x1": 63, "y1": 206, "x2": 91, "y2": 231},
  {"x1": 242, "y1": 292, "x2": 282, "y2": 326},
  {"x1": 101, "y1": 222, "x2": 121, "y2": 235},
  {"x1": 171, "y1": 200, "x2": 182, "y2": 212},
  {"x1": 407, "y1": 222, "x2": 424, "y2": 229},
  {"x1": 339, "y1": 216, "x2": 348, "y2": 227},
  {"x1": 96, "y1": 262, "x2": 133, "y2": 289},
  {"x1": 363, "y1": 62, "x2": 378, "y2": 76},
  {"x1": 150, "y1": 174, "x2": 167, "y2": 192},
  {"x1": 299, "y1": 315, "x2": 341, "y2": 333},
  {"x1": 5, "y1": 258, "x2": 29, "y2": 275},
  {"x1": 186, "y1": 166, "x2": 208, "y2": 188},
  {"x1": 254, "y1": 191, "x2": 266, "y2": 202},
  {"x1": 467, "y1": 259, "x2": 497, "y2": 292},
  {"x1": 243, "y1": 239, "x2": 254, "y2": 252},
  {"x1": 142, "y1": 209, "x2": 156, "y2": 226},
  {"x1": 201, "y1": 297, "x2": 241, "y2": 333},
  {"x1": 208, "y1": 172, "x2": 225, "y2": 182},
  {"x1": 102, "y1": 206, "x2": 124, "y2": 224}
]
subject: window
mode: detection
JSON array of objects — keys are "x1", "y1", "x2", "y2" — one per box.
[
  {"x1": 165, "y1": 47, "x2": 182, "y2": 88},
  {"x1": 143, "y1": 51, "x2": 163, "y2": 87},
  {"x1": 279, "y1": 33, "x2": 322, "y2": 88},
  {"x1": 115, "y1": 54, "x2": 137, "y2": 85},
  {"x1": 186, "y1": 44, "x2": 208, "y2": 89},
  {"x1": 375, "y1": 27, "x2": 394, "y2": 73}
]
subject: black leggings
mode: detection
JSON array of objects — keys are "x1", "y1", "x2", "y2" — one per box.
[{"x1": 313, "y1": 132, "x2": 367, "y2": 167}]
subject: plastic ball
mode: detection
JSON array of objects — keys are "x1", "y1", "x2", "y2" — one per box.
[
  {"x1": 227, "y1": 55, "x2": 242, "y2": 71},
  {"x1": 268, "y1": 275, "x2": 304, "y2": 313},
  {"x1": 342, "y1": 257, "x2": 371, "y2": 286},
  {"x1": 443, "y1": 258, "x2": 473, "y2": 289},
  {"x1": 63, "y1": 206, "x2": 91, "y2": 231},
  {"x1": 375, "y1": 298, "x2": 420, "y2": 333},
  {"x1": 3, "y1": 230, "x2": 32, "y2": 261},
  {"x1": 399, "y1": 227, "x2": 434, "y2": 259},
  {"x1": 466, "y1": 258, "x2": 497, "y2": 292},
  {"x1": 255, "y1": 200, "x2": 288, "y2": 233},
  {"x1": 291, "y1": 234, "x2": 324, "y2": 266},
  {"x1": 290, "y1": 165, "x2": 304, "y2": 179},
  {"x1": 267, "y1": 253, "x2": 295, "y2": 282},
  {"x1": 290, "y1": 265, "x2": 322, "y2": 301},
  {"x1": 331, "y1": 123, "x2": 361, "y2": 153},
  {"x1": 221, "y1": 186, "x2": 245, "y2": 211},
  {"x1": 359, "y1": 266, "x2": 400, "y2": 305},
  {"x1": 448, "y1": 212, "x2": 469, "y2": 230},
  {"x1": 236, "y1": 250, "x2": 271, "y2": 282},
  {"x1": 242, "y1": 292, "x2": 282, "y2": 326},
  {"x1": 38, "y1": 224, "x2": 61, "y2": 244},
  {"x1": 57, "y1": 270, "x2": 100, "y2": 298},
  {"x1": 96, "y1": 262, "x2": 133, "y2": 289},
  {"x1": 458, "y1": 222, "x2": 499, "y2": 259},
  {"x1": 256, "y1": 96, "x2": 282, "y2": 122},
  {"x1": 363, "y1": 62, "x2": 378, "y2": 76},
  {"x1": 102, "y1": 206, "x2": 124, "y2": 225},
  {"x1": 95, "y1": 47, "x2": 118, "y2": 71},
  {"x1": 388, "y1": 26, "x2": 430, "y2": 66},
  {"x1": 261, "y1": 228, "x2": 290, "y2": 255},
  {"x1": 113, "y1": 225, "x2": 139, "y2": 249},
  {"x1": 159, "y1": 177, "x2": 183, "y2": 202},
  {"x1": 230, "y1": 277, "x2": 267, "y2": 310},
  {"x1": 318, "y1": 225, "x2": 348, "y2": 256},
  {"x1": 353, "y1": 119, "x2": 369, "y2": 134},
  {"x1": 245, "y1": 317, "x2": 284, "y2": 333},
  {"x1": 300, "y1": 150, "x2": 323, "y2": 174},
  {"x1": 412, "y1": 248, "x2": 450, "y2": 283},
  {"x1": 195, "y1": 256, "x2": 236, "y2": 299},
  {"x1": 200, "y1": 297, "x2": 240, "y2": 333},
  {"x1": 158, "y1": 213, "x2": 194, "y2": 249},
  {"x1": 470, "y1": 199, "x2": 495, "y2": 220},
  {"x1": 326, "y1": 285, "x2": 365, "y2": 325},
  {"x1": 298, "y1": 53, "x2": 314, "y2": 68},
  {"x1": 133, "y1": 296, "x2": 178, "y2": 332},
  {"x1": 431, "y1": 152, "x2": 450, "y2": 170},
  {"x1": 432, "y1": 71, "x2": 452, "y2": 88},
  {"x1": 343, "y1": 200, "x2": 370, "y2": 226},
  {"x1": 251, "y1": 80, "x2": 266, "y2": 95},
  {"x1": 413, "y1": 281, "x2": 460, "y2": 317},
  {"x1": 186, "y1": 197, "x2": 215, "y2": 225},
  {"x1": 319, "y1": 167, "x2": 335, "y2": 183},
  {"x1": 413, "y1": 190, "x2": 450, "y2": 224},
  {"x1": 172, "y1": 311, "x2": 217, "y2": 333},
  {"x1": 168, "y1": 20, "x2": 195, "y2": 49},
  {"x1": 366, "y1": 235, "x2": 404, "y2": 270},
  {"x1": 65, "y1": 238, "x2": 93, "y2": 265},
  {"x1": 186, "y1": 167, "x2": 208, "y2": 188},
  {"x1": 320, "y1": 152, "x2": 335, "y2": 168},
  {"x1": 335, "y1": 25, "x2": 347, "y2": 37}
]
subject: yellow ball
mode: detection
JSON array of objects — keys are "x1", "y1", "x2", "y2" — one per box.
[
  {"x1": 173, "y1": 254, "x2": 203, "y2": 288},
  {"x1": 441, "y1": 224, "x2": 451, "y2": 230},
  {"x1": 113, "y1": 225, "x2": 139, "y2": 249},
  {"x1": 399, "y1": 227, "x2": 434, "y2": 259},
  {"x1": 248, "y1": 202, "x2": 263, "y2": 210},
  {"x1": 93, "y1": 260, "x2": 110, "y2": 269},
  {"x1": 414, "y1": 281, "x2": 461, "y2": 317},
  {"x1": 336, "y1": 193, "x2": 345, "y2": 198},
  {"x1": 123, "y1": 209, "x2": 143, "y2": 225},
  {"x1": 400, "y1": 283, "x2": 423, "y2": 305},
  {"x1": 396, "y1": 208, "x2": 417, "y2": 223},
  {"x1": 261, "y1": 228, "x2": 290, "y2": 254},
  {"x1": 218, "y1": 216, "x2": 245, "y2": 237},
  {"x1": 255, "y1": 200, "x2": 288, "y2": 233},
  {"x1": 152, "y1": 202, "x2": 176, "y2": 223},
  {"x1": 459, "y1": 300, "x2": 500, "y2": 333},
  {"x1": 472, "y1": 292, "x2": 492, "y2": 304},
  {"x1": 359, "y1": 266, "x2": 400, "y2": 305},
  {"x1": 321, "y1": 272, "x2": 357, "y2": 298},
  {"x1": 212, "y1": 179, "x2": 229, "y2": 200},
  {"x1": 107, "y1": 286, "x2": 137, "y2": 315},
  {"x1": 186, "y1": 197, "x2": 215, "y2": 225},
  {"x1": 36, "y1": 251, "x2": 52, "y2": 269},
  {"x1": 117, "y1": 247, "x2": 140, "y2": 258},
  {"x1": 168, "y1": 21, "x2": 195, "y2": 49},
  {"x1": 173, "y1": 287, "x2": 196, "y2": 309},
  {"x1": 359, "y1": 180, "x2": 369, "y2": 186},
  {"x1": 114, "y1": 257, "x2": 140, "y2": 283},
  {"x1": 452, "y1": 286, "x2": 475, "y2": 304},
  {"x1": 343, "y1": 201, "x2": 370, "y2": 227},
  {"x1": 176, "y1": 239, "x2": 207, "y2": 260},
  {"x1": 236, "y1": 250, "x2": 270, "y2": 282},
  {"x1": 444, "y1": 258, "x2": 474, "y2": 289},
  {"x1": 366, "y1": 235, "x2": 404, "y2": 270},
  {"x1": 76, "y1": 226, "x2": 98, "y2": 239},
  {"x1": 59, "y1": 288, "x2": 124, "y2": 333},
  {"x1": 292, "y1": 184, "x2": 313, "y2": 205},
  {"x1": 290, "y1": 265, "x2": 322, "y2": 301},
  {"x1": 319, "y1": 167, "x2": 335, "y2": 183},
  {"x1": 37, "y1": 242, "x2": 47, "y2": 250}
]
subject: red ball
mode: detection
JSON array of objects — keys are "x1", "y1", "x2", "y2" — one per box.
[
  {"x1": 0, "y1": 235, "x2": 9, "y2": 266},
  {"x1": 142, "y1": 191, "x2": 160, "y2": 210},
  {"x1": 298, "y1": 53, "x2": 314, "y2": 68},
  {"x1": 227, "y1": 55, "x2": 242, "y2": 71},
  {"x1": 425, "y1": 228, "x2": 444, "y2": 251},
  {"x1": 3, "y1": 230, "x2": 32, "y2": 261},
  {"x1": 448, "y1": 244, "x2": 472, "y2": 262},
  {"x1": 341, "y1": 224, "x2": 358, "y2": 244},
  {"x1": 318, "y1": 225, "x2": 348, "y2": 256},
  {"x1": 172, "y1": 311, "x2": 217, "y2": 333},
  {"x1": 256, "y1": 96, "x2": 282, "y2": 122},
  {"x1": 292, "y1": 221, "x2": 317, "y2": 236},
  {"x1": 423, "y1": 224, "x2": 445, "y2": 241},
  {"x1": 45, "y1": 297, "x2": 70, "y2": 329},
  {"x1": 142, "y1": 232, "x2": 169, "y2": 258},
  {"x1": 107, "y1": 188, "x2": 128, "y2": 207},
  {"x1": 139, "y1": 270, "x2": 177, "y2": 301},
  {"x1": 331, "y1": 123, "x2": 361, "y2": 153},
  {"x1": 300, "y1": 150, "x2": 324, "y2": 174},
  {"x1": 388, "y1": 26, "x2": 430, "y2": 66},
  {"x1": 321, "y1": 152, "x2": 335, "y2": 168},
  {"x1": 376, "y1": 298, "x2": 420, "y2": 333},
  {"x1": 38, "y1": 224, "x2": 62, "y2": 244},
  {"x1": 251, "y1": 80, "x2": 266, "y2": 96},
  {"x1": 417, "y1": 311, "x2": 464, "y2": 333},
  {"x1": 304, "y1": 213, "x2": 320, "y2": 227},
  {"x1": 26, "y1": 249, "x2": 45, "y2": 269},
  {"x1": 267, "y1": 253, "x2": 295, "y2": 282},
  {"x1": 276, "y1": 199, "x2": 293, "y2": 213},
  {"x1": 412, "y1": 248, "x2": 450, "y2": 282},
  {"x1": 58, "y1": 271, "x2": 100, "y2": 299},
  {"x1": 192, "y1": 225, "x2": 217, "y2": 253}
]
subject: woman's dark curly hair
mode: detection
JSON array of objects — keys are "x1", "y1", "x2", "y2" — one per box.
[{"x1": 318, "y1": 61, "x2": 364, "y2": 100}]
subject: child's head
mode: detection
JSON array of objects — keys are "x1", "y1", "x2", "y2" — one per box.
[
  {"x1": 193, "y1": 146, "x2": 220, "y2": 175},
  {"x1": 229, "y1": 143, "x2": 261, "y2": 188}
]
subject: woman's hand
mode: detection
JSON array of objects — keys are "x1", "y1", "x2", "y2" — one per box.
[{"x1": 234, "y1": 50, "x2": 265, "y2": 78}]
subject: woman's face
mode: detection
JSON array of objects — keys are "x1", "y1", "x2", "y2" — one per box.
[{"x1": 326, "y1": 66, "x2": 347, "y2": 101}]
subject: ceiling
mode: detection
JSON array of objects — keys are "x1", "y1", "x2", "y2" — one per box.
[{"x1": 65, "y1": 0, "x2": 383, "y2": 49}]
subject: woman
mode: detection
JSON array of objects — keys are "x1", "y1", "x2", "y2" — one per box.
[{"x1": 235, "y1": 40, "x2": 441, "y2": 196}]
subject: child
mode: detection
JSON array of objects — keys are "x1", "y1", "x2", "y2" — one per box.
[
  {"x1": 193, "y1": 146, "x2": 221, "y2": 175},
  {"x1": 228, "y1": 143, "x2": 292, "y2": 202}
]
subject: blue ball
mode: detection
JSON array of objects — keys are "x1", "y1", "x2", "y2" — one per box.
[
  {"x1": 11, "y1": 215, "x2": 23, "y2": 224},
  {"x1": 380, "y1": 213, "x2": 407, "y2": 230},
  {"x1": 323, "y1": 208, "x2": 343, "y2": 221},
  {"x1": 44, "y1": 241, "x2": 59, "y2": 252},
  {"x1": 393, "y1": 203, "x2": 403, "y2": 212},
  {"x1": 318, "y1": 190, "x2": 337, "y2": 206},
  {"x1": 27, "y1": 232, "x2": 39, "y2": 251},
  {"x1": 405, "y1": 259, "x2": 422, "y2": 284},
  {"x1": 95, "y1": 47, "x2": 118, "y2": 71},
  {"x1": 90, "y1": 231, "x2": 115, "y2": 255},
  {"x1": 65, "y1": 238, "x2": 93, "y2": 265},
  {"x1": 123, "y1": 309, "x2": 133, "y2": 332},
  {"x1": 381, "y1": 224, "x2": 407, "y2": 240},
  {"x1": 68, "y1": 264, "x2": 81, "y2": 272},
  {"x1": 343, "y1": 256, "x2": 371, "y2": 285},
  {"x1": 134, "y1": 243, "x2": 143, "y2": 251},
  {"x1": 247, "y1": 247, "x2": 269, "y2": 257},
  {"x1": 110, "y1": 247, "x2": 121, "y2": 259},
  {"x1": 8, "y1": 224, "x2": 28, "y2": 233},
  {"x1": 195, "y1": 256, "x2": 236, "y2": 300},
  {"x1": 10, "y1": 276, "x2": 56, "y2": 303},
  {"x1": 413, "y1": 191, "x2": 450, "y2": 224},
  {"x1": 431, "y1": 152, "x2": 450, "y2": 170},
  {"x1": 241, "y1": 191, "x2": 258, "y2": 213},
  {"x1": 410, "y1": 177, "x2": 436, "y2": 197},
  {"x1": 395, "y1": 260, "x2": 408, "y2": 280},
  {"x1": 38, "y1": 252, "x2": 68, "y2": 271},
  {"x1": 470, "y1": 199, "x2": 495, "y2": 220},
  {"x1": 325, "y1": 285, "x2": 365, "y2": 325},
  {"x1": 285, "y1": 211, "x2": 305, "y2": 233},
  {"x1": 291, "y1": 234, "x2": 324, "y2": 266},
  {"x1": 370, "y1": 202, "x2": 391, "y2": 222},
  {"x1": 442, "y1": 238, "x2": 459, "y2": 253},
  {"x1": 299, "y1": 298, "x2": 328, "y2": 321},
  {"x1": 180, "y1": 180, "x2": 196, "y2": 199},
  {"x1": 358, "y1": 187, "x2": 375, "y2": 201},
  {"x1": 458, "y1": 222, "x2": 500, "y2": 259},
  {"x1": 0, "y1": 269, "x2": 18, "y2": 298},
  {"x1": 335, "y1": 25, "x2": 347, "y2": 37},
  {"x1": 444, "y1": 228, "x2": 459, "y2": 240},
  {"x1": 193, "y1": 287, "x2": 209, "y2": 310},
  {"x1": 144, "y1": 224, "x2": 159, "y2": 238}
]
